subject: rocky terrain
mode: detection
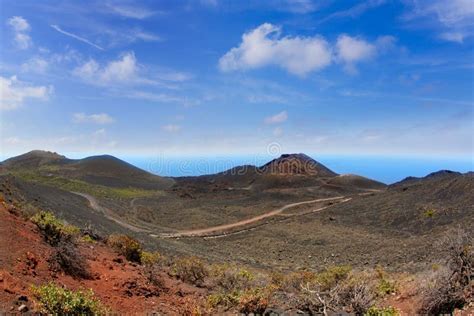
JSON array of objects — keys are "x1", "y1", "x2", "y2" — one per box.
[{"x1": 0, "y1": 150, "x2": 472, "y2": 314}]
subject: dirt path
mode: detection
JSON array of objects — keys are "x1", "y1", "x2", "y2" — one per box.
[
  {"x1": 71, "y1": 192, "x2": 151, "y2": 233},
  {"x1": 159, "y1": 196, "x2": 346, "y2": 238}
]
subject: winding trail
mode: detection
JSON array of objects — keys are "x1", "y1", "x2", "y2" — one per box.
[
  {"x1": 73, "y1": 191, "x2": 376, "y2": 239},
  {"x1": 159, "y1": 196, "x2": 346, "y2": 238},
  {"x1": 72, "y1": 192, "x2": 151, "y2": 233}
]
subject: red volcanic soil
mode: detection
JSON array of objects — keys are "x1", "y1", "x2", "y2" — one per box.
[{"x1": 0, "y1": 201, "x2": 205, "y2": 314}]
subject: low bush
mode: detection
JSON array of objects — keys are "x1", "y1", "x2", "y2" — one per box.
[
  {"x1": 238, "y1": 288, "x2": 269, "y2": 314},
  {"x1": 375, "y1": 266, "x2": 397, "y2": 296},
  {"x1": 81, "y1": 235, "x2": 96, "y2": 244},
  {"x1": 210, "y1": 264, "x2": 254, "y2": 292},
  {"x1": 172, "y1": 257, "x2": 209, "y2": 286},
  {"x1": 315, "y1": 265, "x2": 352, "y2": 291},
  {"x1": 144, "y1": 265, "x2": 165, "y2": 288},
  {"x1": 107, "y1": 234, "x2": 142, "y2": 263},
  {"x1": 140, "y1": 251, "x2": 162, "y2": 266},
  {"x1": 423, "y1": 209, "x2": 436, "y2": 218},
  {"x1": 419, "y1": 229, "x2": 474, "y2": 315},
  {"x1": 31, "y1": 211, "x2": 79, "y2": 245},
  {"x1": 207, "y1": 291, "x2": 241, "y2": 310},
  {"x1": 365, "y1": 306, "x2": 399, "y2": 316},
  {"x1": 31, "y1": 283, "x2": 107, "y2": 315},
  {"x1": 419, "y1": 229, "x2": 473, "y2": 314},
  {"x1": 50, "y1": 240, "x2": 91, "y2": 279},
  {"x1": 273, "y1": 270, "x2": 317, "y2": 292},
  {"x1": 332, "y1": 272, "x2": 377, "y2": 315}
]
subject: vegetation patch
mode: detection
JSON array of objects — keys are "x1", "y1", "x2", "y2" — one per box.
[
  {"x1": 375, "y1": 266, "x2": 397, "y2": 296},
  {"x1": 108, "y1": 234, "x2": 143, "y2": 263},
  {"x1": 12, "y1": 171, "x2": 156, "y2": 199},
  {"x1": 31, "y1": 211, "x2": 79, "y2": 245},
  {"x1": 365, "y1": 306, "x2": 399, "y2": 316},
  {"x1": 50, "y1": 240, "x2": 91, "y2": 279},
  {"x1": 423, "y1": 209, "x2": 436, "y2": 218},
  {"x1": 140, "y1": 251, "x2": 162, "y2": 266},
  {"x1": 315, "y1": 265, "x2": 352, "y2": 290},
  {"x1": 32, "y1": 283, "x2": 107, "y2": 315},
  {"x1": 419, "y1": 230, "x2": 473, "y2": 315},
  {"x1": 171, "y1": 257, "x2": 209, "y2": 287}
]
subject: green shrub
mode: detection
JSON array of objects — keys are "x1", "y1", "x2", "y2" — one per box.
[
  {"x1": 375, "y1": 267, "x2": 397, "y2": 296},
  {"x1": 172, "y1": 257, "x2": 209, "y2": 287},
  {"x1": 238, "y1": 288, "x2": 269, "y2": 314},
  {"x1": 274, "y1": 270, "x2": 318, "y2": 292},
  {"x1": 81, "y1": 235, "x2": 96, "y2": 244},
  {"x1": 316, "y1": 265, "x2": 352, "y2": 290},
  {"x1": 31, "y1": 211, "x2": 79, "y2": 245},
  {"x1": 210, "y1": 264, "x2": 254, "y2": 292},
  {"x1": 423, "y1": 209, "x2": 435, "y2": 218},
  {"x1": 207, "y1": 291, "x2": 241, "y2": 310},
  {"x1": 107, "y1": 234, "x2": 142, "y2": 263},
  {"x1": 140, "y1": 251, "x2": 162, "y2": 266},
  {"x1": 31, "y1": 283, "x2": 107, "y2": 315},
  {"x1": 365, "y1": 306, "x2": 399, "y2": 316}
]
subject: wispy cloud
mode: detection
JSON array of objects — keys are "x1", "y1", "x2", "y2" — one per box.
[
  {"x1": 264, "y1": 111, "x2": 288, "y2": 124},
  {"x1": 21, "y1": 57, "x2": 49, "y2": 74},
  {"x1": 319, "y1": 0, "x2": 387, "y2": 24},
  {"x1": 7, "y1": 16, "x2": 32, "y2": 49},
  {"x1": 0, "y1": 76, "x2": 53, "y2": 110},
  {"x1": 402, "y1": 0, "x2": 474, "y2": 43},
  {"x1": 73, "y1": 113, "x2": 115, "y2": 124},
  {"x1": 162, "y1": 124, "x2": 181, "y2": 132},
  {"x1": 107, "y1": 4, "x2": 159, "y2": 19},
  {"x1": 51, "y1": 25, "x2": 104, "y2": 50}
]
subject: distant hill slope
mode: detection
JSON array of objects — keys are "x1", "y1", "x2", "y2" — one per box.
[
  {"x1": 390, "y1": 170, "x2": 464, "y2": 187},
  {"x1": 325, "y1": 174, "x2": 387, "y2": 190},
  {"x1": 175, "y1": 154, "x2": 385, "y2": 193},
  {"x1": 259, "y1": 153, "x2": 337, "y2": 177},
  {"x1": 319, "y1": 170, "x2": 473, "y2": 235},
  {"x1": 1, "y1": 150, "x2": 174, "y2": 190},
  {"x1": 1, "y1": 150, "x2": 70, "y2": 169}
]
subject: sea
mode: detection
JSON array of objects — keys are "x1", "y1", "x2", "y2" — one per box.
[{"x1": 121, "y1": 154, "x2": 473, "y2": 185}]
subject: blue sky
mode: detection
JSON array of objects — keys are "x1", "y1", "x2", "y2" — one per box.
[{"x1": 1, "y1": 0, "x2": 473, "y2": 160}]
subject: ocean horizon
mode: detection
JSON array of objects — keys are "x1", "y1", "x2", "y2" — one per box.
[
  {"x1": 1, "y1": 153, "x2": 471, "y2": 185},
  {"x1": 123, "y1": 154, "x2": 472, "y2": 184}
]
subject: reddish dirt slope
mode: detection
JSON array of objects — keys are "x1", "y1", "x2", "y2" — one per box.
[{"x1": 0, "y1": 201, "x2": 205, "y2": 314}]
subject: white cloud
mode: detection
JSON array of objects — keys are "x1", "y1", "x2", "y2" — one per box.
[
  {"x1": 162, "y1": 124, "x2": 181, "y2": 132},
  {"x1": 336, "y1": 34, "x2": 395, "y2": 73},
  {"x1": 51, "y1": 25, "x2": 104, "y2": 50},
  {"x1": 73, "y1": 113, "x2": 115, "y2": 124},
  {"x1": 273, "y1": 127, "x2": 284, "y2": 136},
  {"x1": 264, "y1": 111, "x2": 288, "y2": 124},
  {"x1": 0, "y1": 76, "x2": 53, "y2": 110},
  {"x1": 403, "y1": 0, "x2": 474, "y2": 43},
  {"x1": 107, "y1": 4, "x2": 158, "y2": 19},
  {"x1": 219, "y1": 23, "x2": 332, "y2": 76},
  {"x1": 336, "y1": 35, "x2": 375, "y2": 66},
  {"x1": 7, "y1": 16, "x2": 32, "y2": 49},
  {"x1": 21, "y1": 57, "x2": 49, "y2": 74},
  {"x1": 73, "y1": 52, "x2": 138, "y2": 85},
  {"x1": 439, "y1": 31, "x2": 466, "y2": 43},
  {"x1": 126, "y1": 91, "x2": 201, "y2": 107}
]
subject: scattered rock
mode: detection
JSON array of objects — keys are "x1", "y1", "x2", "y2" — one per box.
[{"x1": 18, "y1": 304, "x2": 28, "y2": 313}]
